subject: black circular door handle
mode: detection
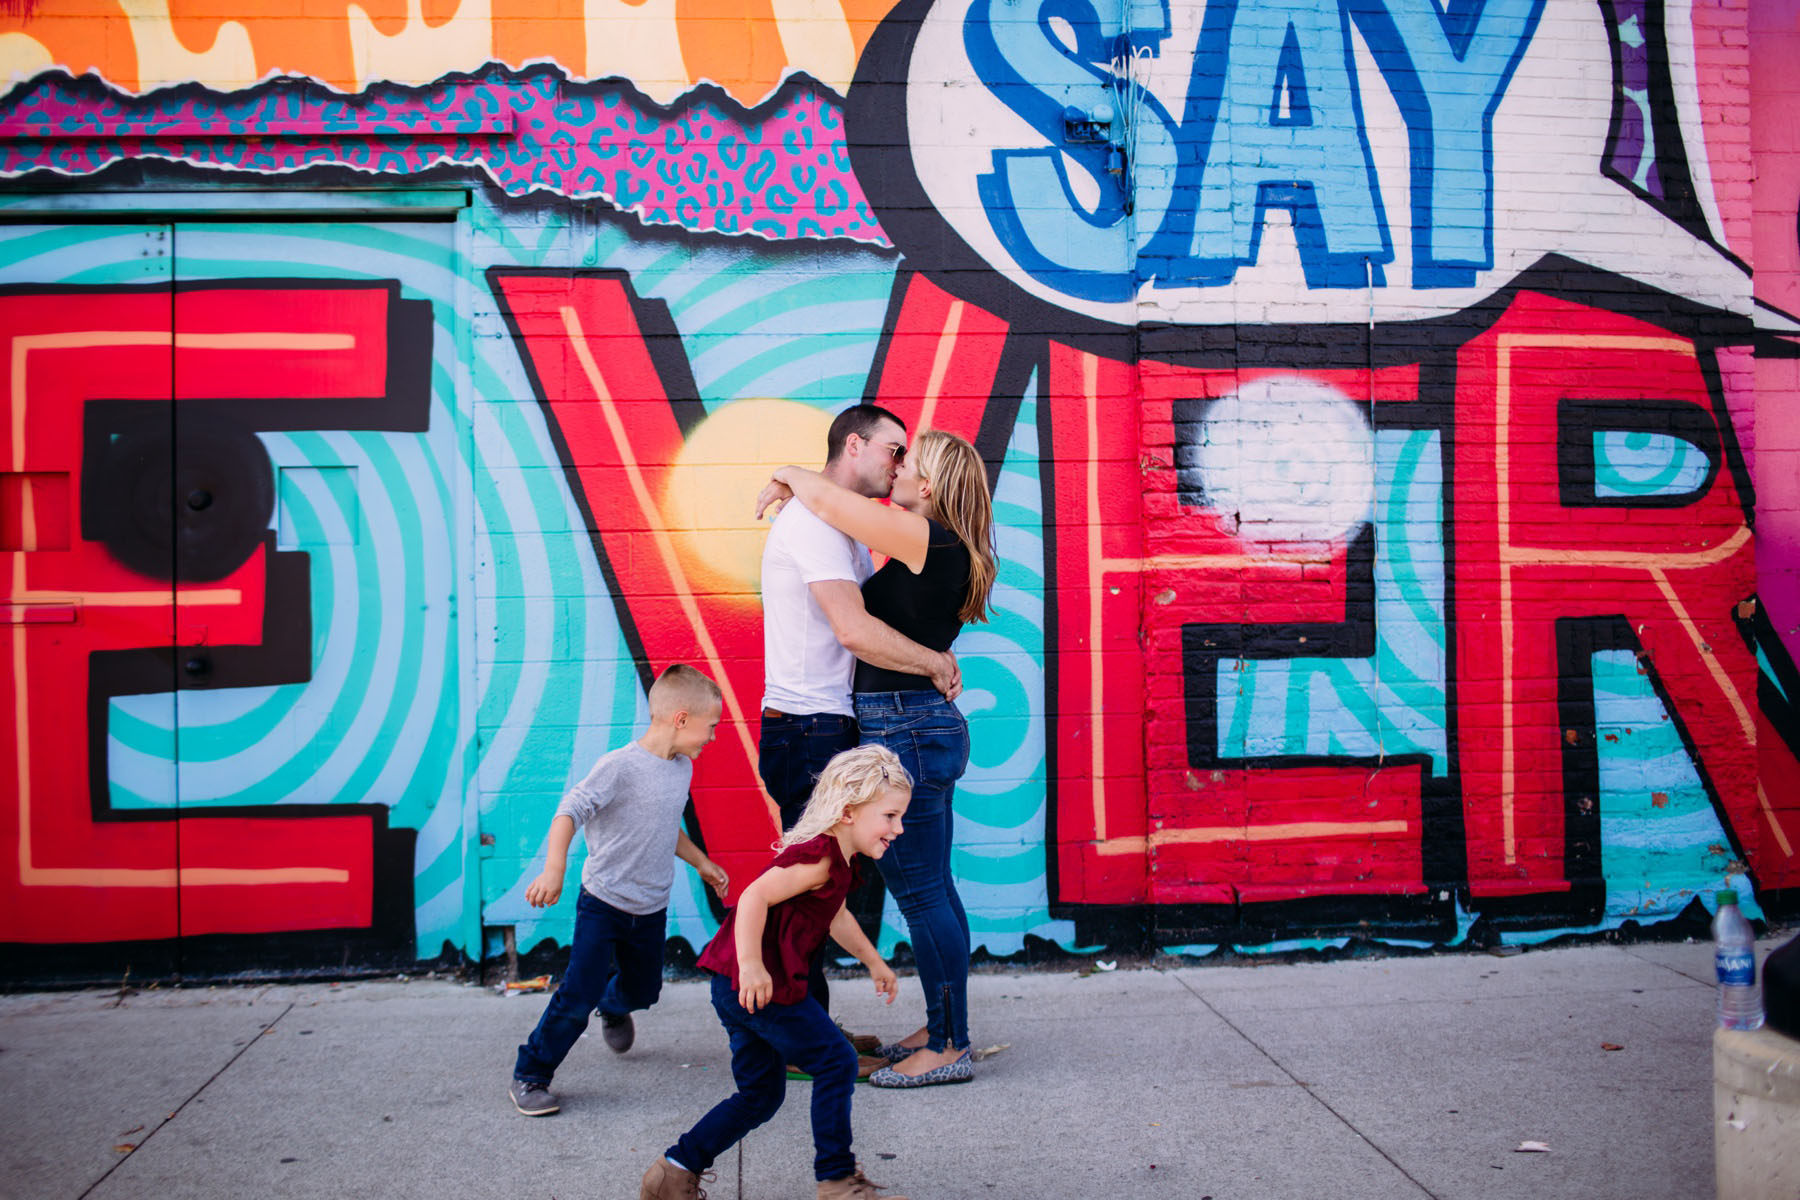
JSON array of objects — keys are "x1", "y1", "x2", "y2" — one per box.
[{"x1": 186, "y1": 488, "x2": 213, "y2": 511}]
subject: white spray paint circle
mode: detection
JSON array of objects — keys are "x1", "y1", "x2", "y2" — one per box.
[{"x1": 1182, "y1": 375, "x2": 1375, "y2": 545}]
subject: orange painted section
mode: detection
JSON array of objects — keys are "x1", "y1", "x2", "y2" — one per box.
[{"x1": 3, "y1": 0, "x2": 902, "y2": 100}]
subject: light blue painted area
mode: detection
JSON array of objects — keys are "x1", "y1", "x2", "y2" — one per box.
[
  {"x1": 1234, "y1": 936, "x2": 1353, "y2": 955},
  {"x1": 960, "y1": 0, "x2": 1154, "y2": 302},
  {"x1": 104, "y1": 697, "x2": 177, "y2": 806},
  {"x1": 1593, "y1": 430, "x2": 1709, "y2": 498},
  {"x1": 929, "y1": 389, "x2": 1075, "y2": 959},
  {"x1": 1217, "y1": 428, "x2": 1448, "y2": 773},
  {"x1": 1347, "y1": 0, "x2": 1545, "y2": 284},
  {"x1": 468, "y1": 392, "x2": 630, "y2": 814},
  {"x1": 1161, "y1": 944, "x2": 1224, "y2": 958},
  {"x1": 162, "y1": 429, "x2": 457, "y2": 812},
  {"x1": 1501, "y1": 650, "x2": 1762, "y2": 944},
  {"x1": 0, "y1": 224, "x2": 171, "y2": 285},
  {"x1": 1591, "y1": 649, "x2": 1761, "y2": 922},
  {"x1": 1187, "y1": 2, "x2": 1390, "y2": 287}
]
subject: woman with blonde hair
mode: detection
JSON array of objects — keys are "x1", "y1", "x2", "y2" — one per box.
[{"x1": 756, "y1": 427, "x2": 996, "y2": 1088}]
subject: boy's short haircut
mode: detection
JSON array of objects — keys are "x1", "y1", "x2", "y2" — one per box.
[{"x1": 649, "y1": 663, "x2": 723, "y2": 715}]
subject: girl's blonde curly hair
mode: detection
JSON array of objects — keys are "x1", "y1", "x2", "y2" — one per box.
[{"x1": 778, "y1": 744, "x2": 913, "y2": 849}]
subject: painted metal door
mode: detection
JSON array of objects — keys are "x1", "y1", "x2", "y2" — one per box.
[
  {"x1": 1, "y1": 217, "x2": 469, "y2": 977},
  {"x1": 0, "y1": 224, "x2": 183, "y2": 971}
]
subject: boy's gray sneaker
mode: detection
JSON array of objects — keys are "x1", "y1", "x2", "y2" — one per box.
[
  {"x1": 601, "y1": 1011, "x2": 635, "y2": 1053},
  {"x1": 509, "y1": 1077, "x2": 560, "y2": 1116}
]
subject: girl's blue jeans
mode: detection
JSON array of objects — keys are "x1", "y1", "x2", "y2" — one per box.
[
  {"x1": 757, "y1": 710, "x2": 860, "y2": 1010},
  {"x1": 669, "y1": 974, "x2": 858, "y2": 1182},
  {"x1": 513, "y1": 889, "x2": 665, "y2": 1084},
  {"x1": 854, "y1": 689, "x2": 972, "y2": 1053}
]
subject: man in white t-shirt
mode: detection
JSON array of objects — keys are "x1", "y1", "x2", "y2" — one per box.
[{"x1": 757, "y1": 404, "x2": 959, "y2": 1012}]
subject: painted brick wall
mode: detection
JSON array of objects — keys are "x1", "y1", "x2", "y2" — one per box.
[{"x1": 0, "y1": 0, "x2": 1794, "y2": 981}]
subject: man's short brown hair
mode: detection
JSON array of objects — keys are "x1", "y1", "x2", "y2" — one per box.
[{"x1": 824, "y1": 403, "x2": 906, "y2": 464}]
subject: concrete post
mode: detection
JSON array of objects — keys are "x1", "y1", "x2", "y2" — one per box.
[{"x1": 1714, "y1": 1026, "x2": 1800, "y2": 1199}]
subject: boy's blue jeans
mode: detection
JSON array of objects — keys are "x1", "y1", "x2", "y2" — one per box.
[
  {"x1": 669, "y1": 974, "x2": 858, "y2": 1183},
  {"x1": 513, "y1": 889, "x2": 665, "y2": 1084},
  {"x1": 855, "y1": 690, "x2": 972, "y2": 1052}
]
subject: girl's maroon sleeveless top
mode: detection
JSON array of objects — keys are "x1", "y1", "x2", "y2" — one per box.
[{"x1": 697, "y1": 834, "x2": 853, "y2": 1006}]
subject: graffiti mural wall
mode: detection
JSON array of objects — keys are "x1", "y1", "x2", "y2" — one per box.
[{"x1": 0, "y1": 0, "x2": 1794, "y2": 980}]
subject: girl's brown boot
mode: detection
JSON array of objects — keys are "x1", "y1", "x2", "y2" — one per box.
[
  {"x1": 816, "y1": 1165, "x2": 910, "y2": 1199},
  {"x1": 640, "y1": 1157, "x2": 708, "y2": 1199}
]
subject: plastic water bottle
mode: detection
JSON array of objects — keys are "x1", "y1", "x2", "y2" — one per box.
[{"x1": 1714, "y1": 889, "x2": 1764, "y2": 1031}]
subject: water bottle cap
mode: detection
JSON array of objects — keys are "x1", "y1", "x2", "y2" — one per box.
[{"x1": 1717, "y1": 889, "x2": 1738, "y2": 906}]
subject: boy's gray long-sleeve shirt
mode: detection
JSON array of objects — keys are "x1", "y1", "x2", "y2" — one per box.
[{"x1": 555, "y1": 741, "x2": 694, "y2": 915}]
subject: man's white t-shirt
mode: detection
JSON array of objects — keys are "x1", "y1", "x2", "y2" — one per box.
[{"x1": 761, "y1": 498, "x2": 873, "y2": 716}]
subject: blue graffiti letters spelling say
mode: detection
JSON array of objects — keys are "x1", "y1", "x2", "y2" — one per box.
[{"x1": 963, "y1": 0, "x2": 1544, "y2": 301}]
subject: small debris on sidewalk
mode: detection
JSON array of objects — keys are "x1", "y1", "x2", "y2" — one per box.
[
  {"x1": 1601, "y1": 1043, "x2": 1624, "y2": 1051},
  {"x1": 1515, "y1": 1141, "x2": 1551, "y2": 1153},
  {"x1": 501, "y1": 975, "x2": 551, "y2": 995},
  {"x1": 971, "y1": 1043, "x2": 1009, "y2": 1062}
]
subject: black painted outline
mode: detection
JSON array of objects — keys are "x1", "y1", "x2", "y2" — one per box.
[
  {"x1": 1597, "y1": 0, "x2": 1746, "y2": 271},
  {"x1": 1556, "y1": 396, "x2": 1721, "y2": 509},
  {"x1": 1739, "y1": 601, "x2": 1800, "y2": 764}
]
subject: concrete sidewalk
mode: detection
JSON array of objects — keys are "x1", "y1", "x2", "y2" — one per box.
[{"x1": 0, "y1": 936, "x2": 1775, "y2": 1200}]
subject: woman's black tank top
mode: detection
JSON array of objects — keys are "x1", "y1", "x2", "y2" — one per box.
[{"x1": 854, "y1": 518, "x2": 970, "y2": 693}]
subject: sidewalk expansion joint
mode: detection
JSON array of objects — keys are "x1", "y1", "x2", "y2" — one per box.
[
  {"x1": 1168, "y1": 973, "x2": 1442, "y2": 1200},
  {"x1": 77, "y1": 1000, "x2": 296, "y2": 1200},
  {"x1": 1621, "y1": 945, "x2": 1715, "y2": 989}
]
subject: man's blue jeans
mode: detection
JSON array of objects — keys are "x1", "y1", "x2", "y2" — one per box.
[
  {"x1": 757, "y1": 710, "x2": 858, "y2": 1007},
  {"x1": 513, "y1": 889, "x2": 666, "y2": 1084},
  {"x1": 669, "y1": 974, "x2": 858, "y2": 1182},
  {"x1": 855, "y1": 690, "x2": 971, "y2": 1052}
]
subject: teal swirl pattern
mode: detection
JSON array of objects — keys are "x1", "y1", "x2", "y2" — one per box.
[
  {"x1": 1501, "y1": 649, "x2": 1762, "y2": 945},
  {"x1": 1216, "y1": 429, "x2": 1449, "y2": 774},
  {"x1": 1592, "y1": 429, "x2": 1710, "y2": 499},
  {"x1": 868, "y1": 389, "x2": 1076, "y2": 960}
]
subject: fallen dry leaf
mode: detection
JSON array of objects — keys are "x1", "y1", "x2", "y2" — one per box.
[{"x1": 1601, "y1": 1043, "x2": 1624, "y2": 1051}]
